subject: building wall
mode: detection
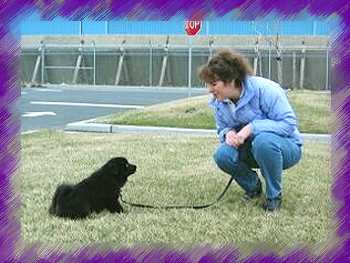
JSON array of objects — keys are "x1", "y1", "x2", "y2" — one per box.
[
  {"x1": 20, "y1": 20, "x2": 336, "y2": 36},
  {"x1": 20, "y1": 15, "x2": 335, "y2": 90}
]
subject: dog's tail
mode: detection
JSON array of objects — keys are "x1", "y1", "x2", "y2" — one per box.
[
  {"x1": 56, "y1": 184, "x2": 74, "y2": 196},
  {"x1": 49, "y1": 184, "x2": 74, "y2": 215}
]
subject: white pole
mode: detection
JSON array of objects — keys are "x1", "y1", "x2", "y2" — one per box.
[
  {"x1": 300, "y1": 41, "x2": 306, "y2": 89},
  {"x1": 92, "y1": 41, "x2": 96, "y2": 86},
  {"x1": 292, "y1": 51, "x2": 296, "y2": 89},
  {"x1": 149, "y1": 40, "x2": 153, "y2": 87},
  {"x1": 268, "y1": 40, "x2": 271, "y2": 79},
  {"x1": 41, "y1": 41, "x2": 45, "y2": 85},
  {"x1": 188, "y1": 36, "x2": 192, "y2": 96},
  {"x1": 325, "y1": 42, "x2": 329, "y2": 90},
  {"x1": 79, "y1": 21, "x2": 82, "y2": 35}
]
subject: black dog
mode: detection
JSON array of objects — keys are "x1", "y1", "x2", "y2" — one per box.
[{"x1": 49, "y1": 157, "x2": 136, "y2": 219}]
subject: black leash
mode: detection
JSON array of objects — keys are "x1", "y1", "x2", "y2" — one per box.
[{"x1": 120, "y1": 177, "x2": 234, "y2": 210}]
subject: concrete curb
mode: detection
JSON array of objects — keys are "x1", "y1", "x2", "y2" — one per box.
[
  {"x1": 300, "y1": 133, "x2": 331, "y2": 143},
  {"x1": 65, "y1": 119, "x2": 331, "y2": 143},
  {"x1": 65, "y1": 120, "x2": 217, "y2": 136}
]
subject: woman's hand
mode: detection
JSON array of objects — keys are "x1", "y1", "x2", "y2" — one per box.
[
  {"x1": 225, "y1": 130, "x2": 240, "y2": 148},
  {"x1": 225, "y1": 124, "x2": 252, "y2": 148},
  {"x1": 236, "y1": 124, "x2": 252, "y2": 145}
]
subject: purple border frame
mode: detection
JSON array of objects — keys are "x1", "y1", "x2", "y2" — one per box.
[{"x1": 1, "y1": 1, "x2": 349, "y2": 262}]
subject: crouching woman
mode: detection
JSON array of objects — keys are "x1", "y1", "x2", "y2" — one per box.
[{"x1": 198, "y1": 49, "x2": 303, "y2": 211}]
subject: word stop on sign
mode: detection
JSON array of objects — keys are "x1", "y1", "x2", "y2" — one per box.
[{"x1": 185, "y1": 20, "x2": 202, "y2": 36}]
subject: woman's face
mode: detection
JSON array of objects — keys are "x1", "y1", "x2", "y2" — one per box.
[{"x1": 207, "y1": 80, "x2": 240, "y2": 101}]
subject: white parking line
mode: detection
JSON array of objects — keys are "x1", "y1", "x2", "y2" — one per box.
[
  {"x1": 22, "y1": 111, "x2": 57, "y2": 117},
  {"x1": 32, "y1": 88, "x2": 62, "y2": 92},
  {"x1": 30, "y1": 101, "x2": 145, "y2": 109},
  {"x1": 21, "y1": 130, "x2": 39, "y2": 135}
]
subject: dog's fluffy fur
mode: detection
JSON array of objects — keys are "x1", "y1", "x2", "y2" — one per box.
[{"x1": 49, "y1": 157, "x2": 136, "y2": 219}]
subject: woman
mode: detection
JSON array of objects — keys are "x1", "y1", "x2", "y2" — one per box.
[{"x1": 198, "y1": 49, "x2": 302, "y2": 211}]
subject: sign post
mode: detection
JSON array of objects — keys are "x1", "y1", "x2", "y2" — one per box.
[{"x1": 185, "y1": 20, "x2": 202, "y2": 97}]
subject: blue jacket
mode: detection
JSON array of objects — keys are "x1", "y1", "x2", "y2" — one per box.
[{"x1": 209, "y1": 76, "x2": 303, "y2": 146}]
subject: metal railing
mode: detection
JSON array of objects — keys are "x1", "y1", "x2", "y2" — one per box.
[{"x1": 21, "y1": 38, "x2": 332, "y2": 90}]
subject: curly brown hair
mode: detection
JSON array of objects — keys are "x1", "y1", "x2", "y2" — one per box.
[{"x1": 198, "y1": 49, "x2": 253, "y2": 87}]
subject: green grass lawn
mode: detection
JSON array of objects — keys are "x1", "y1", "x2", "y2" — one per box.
[
  {"x1": 20, "y1": 130, "x2": 333, "y2": 252},
  {"x1": 98, "y1": 90, "x2": 331, "y2": 134}
]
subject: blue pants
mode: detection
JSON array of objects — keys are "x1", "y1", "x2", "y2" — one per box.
[{"x1": 213, "y1": 132, "x2": 302, "y2": 199}]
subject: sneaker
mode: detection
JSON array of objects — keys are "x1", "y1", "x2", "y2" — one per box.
[
  {"x1": 262, "y1": 194, "x2": 282, "y2": 212},
  {"x1": 242, "y1": 179, "x2": 262, "y2": 201}
]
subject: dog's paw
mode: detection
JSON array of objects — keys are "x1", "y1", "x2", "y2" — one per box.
[
  {"x1": 107, "y1": 204, "x2": 124, "y2": 213},
  {"x1": 116, "y1": 206, "x2": 124, "y2": 213}
]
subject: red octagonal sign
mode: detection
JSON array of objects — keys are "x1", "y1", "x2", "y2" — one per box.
[{"x1": 185, "y1": 20, "x2": 202, "y2": 36}]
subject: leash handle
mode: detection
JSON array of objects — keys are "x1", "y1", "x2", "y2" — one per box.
[{"x1": 120, "y1": 177, "x2": 234, "y2": 210}]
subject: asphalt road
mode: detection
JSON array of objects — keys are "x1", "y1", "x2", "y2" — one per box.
[{"x1": 20, "y1": 85, "x2": 207, "y2": 133}]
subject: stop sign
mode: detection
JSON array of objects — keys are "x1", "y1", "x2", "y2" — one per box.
[{"x1": 185, "y1": 20, "x2": 202, "y2": 36}]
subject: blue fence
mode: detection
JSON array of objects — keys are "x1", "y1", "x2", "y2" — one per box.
[{"x1": 20, "y1": 13, "x2": 337, "y2": 36}]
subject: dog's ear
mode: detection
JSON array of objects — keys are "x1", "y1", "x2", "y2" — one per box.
[
  {"x1": 104, "y1": 157, "x2": 135, "y2": 179},
  {"x1": 104, "y1": 158, "x2": 120, "y2": 173}
]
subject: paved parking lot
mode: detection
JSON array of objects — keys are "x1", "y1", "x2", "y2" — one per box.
[{"x1": 20, "y1": 85, "x2": 206, "y2": 133}]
